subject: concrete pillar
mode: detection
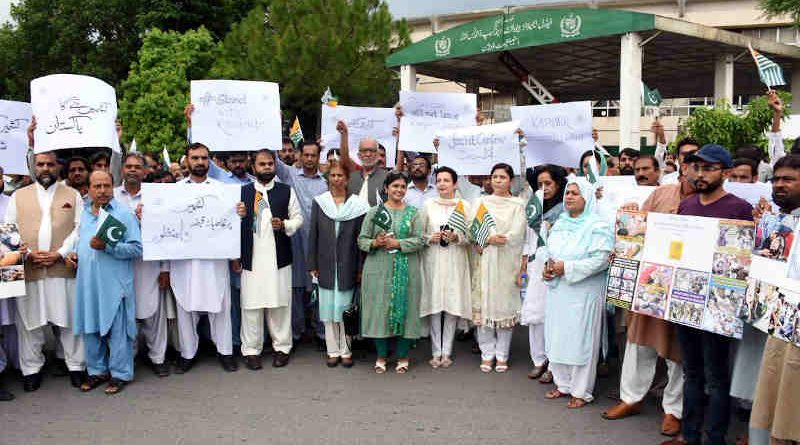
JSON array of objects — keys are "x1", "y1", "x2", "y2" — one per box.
[
  {"x1": 400, "y1": 65, "x2": 417, "y2": 91},
  {"x1": 791, "y1": 64, "x2": 800, "y2": 111},
  {"x1": 619, "y1": 32, "x2": 642, "y2": 151},
  {"x1": 714, "y1": 54, "x2": 734, "y2": 105}
]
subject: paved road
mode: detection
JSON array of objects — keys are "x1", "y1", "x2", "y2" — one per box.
[{"x1": 0, "y1": 328, "x2": 741, "y2": 445}]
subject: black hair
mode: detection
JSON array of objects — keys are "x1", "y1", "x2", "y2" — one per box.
[
  {"x1": 383, "y1": 171, "x2": 409, "y2": 188},
  {"x1": 490, "y1": 163, "x2": 514, "y2": 178},
  {"x1": 528, "y1": 164, "x2": 568, "y2": 212},
  {"x1": 150, "y1": 169, "x2": 175, "y2": 183},
  {"x1": 89, "y1": 151, "x2": 110, "y2": 166},
  {"x1": 326, "y1": 148, "x2": 340, "y2": 159},
  {"x1": 301, "y1": 140, "x2": 322, "y2": 155},
  {"x1": 619, "y1": 147, "x2": 640, "y2": 159},
  {"x1": 676, "y1": 138, "x2": 700, "y2": 153},
  {"x1": 434, "y1": 166, "x2": 458, "y2": 183},
  {"x1": 67, "y1": 156, "x2": 91, "y2": 172},
  {"x1": 253, "y1": 149, "x2": 277, "y2": 162},
  {"x1": 732, "y1": 157, "x2": 759, "y2": 177},
  {"x1": 580, "y1": 149, "x2": 602, "y2": 167},
  {"x1": 734, "y1": 145, "x2": 764, "y2": 162},
  {"x1": 774, "y1": 154, "x2": 800, "y2": 171},
  {"x1": 185, "y1": 142, "x2": 209, "y2": 157},
  {"x1": 282, "y1": 136, "x2": 293, "y2": 146},
  {"x1": 411, "y1": 155, "x2": 432, "y2": 170},
  {"x1": 122, "y1": 152, "x2": 146, "y2": 165},
  {"x1": 635, "y1": 154, "x2": 660, "y2": 170}
]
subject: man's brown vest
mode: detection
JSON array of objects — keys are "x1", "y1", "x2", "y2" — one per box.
[{"x1": 14, "y1": 183, "x2": 77, "y2": 281}]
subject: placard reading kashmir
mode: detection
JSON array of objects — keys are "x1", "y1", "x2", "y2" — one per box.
[
  {"x1": 140, "y1": 183, "x2": 242, "y2": 261},
  {"x1": 511, "y1": 101, "x2": 592, "y2": 168},
  {"x1": 31, "y1": 74, "x2": 119, "y2": 153},
  {"x1": 398, "y1": 91, "x2": 476, "y2": 154},
  {"x1": 606, "y1": 210, "x2": 755, "y2": 338},
  {"x1": 320, "y1": 105, "x2": 396, "y2": 166},
  {"x1": 0, "y1": 100, "x2": 32, "y2": 175},
  {"x1": 190, "y1": 80, "x2": 282, "y2": 153},
  {"x1": 436, "y1": 121, "x2": 521, "y2": 175}
]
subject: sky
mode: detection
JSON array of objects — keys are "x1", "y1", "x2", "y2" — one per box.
[{"x1": 0, "y1": 0, "x2": 12, "y2": 24}]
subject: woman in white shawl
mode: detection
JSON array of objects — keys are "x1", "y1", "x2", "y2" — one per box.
[
  {"x1": 472, "y1": 163, "x2": 527, "y2": 373},
  {"x1": 542, "y1": 176, "x2": 613, "y2": 409},
  {"x1": 420, "y1": 166, "x2": 472, "y2": 369},
  {"x1": 307, "y1": 160, "x2": 369, "y2": 367}
]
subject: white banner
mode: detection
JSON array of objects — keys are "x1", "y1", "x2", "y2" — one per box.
[
  {"x1": 320, "y1": 105, "x2": 396, "y2": 167},
  {"x1": 140, "y1": 183, "x2": 241, "y2": 261},
  {"x1": 31, "y1": 74, "x2": 118, "y2": 153},
  {"x1": 436, "y1": 121, "x2": 521, "y2": 176},
  {"x1": 724, "y1": 181, "x2": 773, "y2": 207},
  {"x1": 511, "y1": 101, "x2": 593, "y2": 168},
  {"x1": 190, "y1": 80, "x2": 282, "y2": 152},
  {"x1": 0, "y1": 100, "x2": 32, "y2": 175},
  {"x1": 398, "y1": 91, "x2": 476, "y2": 154}
]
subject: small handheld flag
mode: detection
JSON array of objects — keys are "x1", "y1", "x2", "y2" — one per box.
[
  {"x1": 321, "y1": 87, "x2": 338, "y2": 107},
  {"x1": 372, "y1": 204, "x2": 393, "y2": 231},
  {"x1": 641, "y1": 82, "x2": 663, "y2": 107},
  {"x1": 129, "y1": 138, "x2": 138, "y2": 153},
  {"x1": 446, "y1": 200, "x2": 469, "y2": 236},
  {"x1": 162, "y1": 146, "x2": 171, "y2": 171},
  {"x1": 469, "y1": 202, "x2": 497, "y2": 248},
  {"x1": 253, "y1": 191, "x2": 269, "y2": 234},
  {"x1": 290, "y1": 116, "x2": 304, "y2": 148},
  {"x1": 749, "y1": 44, "x2": 786, "y2": 88},
  {"x1": 526, "y1": 189, "x2": 544, "y2": 229},
  {"x1": 96, "y1": 211, "x2": 127, "y2": 247}
]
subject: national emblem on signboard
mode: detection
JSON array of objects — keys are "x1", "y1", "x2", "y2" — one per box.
[
  {"x1": 560, "y1": 13, "x2": 582, "y2": 38},
  {"x1": 435, "y1": 35, "x2": 452, "y2": 57}
]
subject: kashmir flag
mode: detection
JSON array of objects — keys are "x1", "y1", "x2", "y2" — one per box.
[
  {"x1": 372, "y1": 204, "x2": 392, "y2": 231},
  {"x1": 289, "y1": 116, "x2": 304, "y2": 148},
  {"x1": 469, "y1": 202, "x2": 497, "y2": 248},
  {"x1": 321, "y1": 87, "x2": 338, "y2": 107},
  {"x1": 749, "y1": 44, "x2": 786, "y2": 88},
  {"x1": 641, "y1": 82, "x2": 663, "y2": 107},
  {"x1": 96, "y1": 209, "x2": 127, "y2": 247},
  {"x1": 446, "y1": 200, "x2": 469, "y2": 236}
]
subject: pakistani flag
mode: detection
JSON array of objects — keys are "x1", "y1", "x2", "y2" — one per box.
[
  {"x1": 321, "y1": 87, "x2": 338, "y2": 107},
  {"x1": 372, "y1": 204, "x2": 392, "y2": 231},
  {"x1": 749, "y1": 45, "x2": 786, "y2": 88},
  {"x1": 642, "y1": 82, "x2": 663, "y2": 107},
  {"x1": 469, "y1": 202, "x2": 497, "y2": 248},
  {"x1": 526, "y1": 189, "x2": 544, "y2": 229},
  {"x1": 446, "y1": 200, "x2": 469, "y2": 236},
  {"x1": 290, "y1": 116, "x2": 304, "y2": 148},
  {"x1": 580, "y1": 150, "x2": 607, "y2": 184},
  {"x1": 96, "y1": 211, "x2": 127, "y2": 247}
]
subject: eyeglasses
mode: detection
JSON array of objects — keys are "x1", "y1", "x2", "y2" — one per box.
[{"x1": 691, "y1": 164, "x2": 723, "y2": 173}]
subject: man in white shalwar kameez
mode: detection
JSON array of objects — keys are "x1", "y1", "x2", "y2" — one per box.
[
  {"x1": 239, "y1": 150, "x2": 302, "y2": 369},
  {"x1": 114, "y1": 152, "x2": 172, "y2": 377},
  {"x1": 5, "y1": 152, "x2": 86, "y2": 391}
]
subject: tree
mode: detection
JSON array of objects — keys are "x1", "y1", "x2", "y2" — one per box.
[
  {"x1": 137, "y1": 0, "x2": 256, "y2": 40},
  {"x1": 678, "y1": 91, "x2": 792, "y2": 153},
  {"x1": 760, "y1": 0, "x2": 800, "y2": 22},
  {"x1": 211, "y1": 0, "x2": 411, "y2": 135},
  {"x1": 118, "y1": 28, "x2": 218, "y2": 157}
]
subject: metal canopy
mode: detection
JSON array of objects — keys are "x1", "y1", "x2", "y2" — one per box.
[{"x1": 387, "y1": 8, "x2": 800, "y2": 100}]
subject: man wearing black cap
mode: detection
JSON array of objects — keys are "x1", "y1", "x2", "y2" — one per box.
[{"x1": 662, "y1": 144, "x2": 752, "y2": 445}]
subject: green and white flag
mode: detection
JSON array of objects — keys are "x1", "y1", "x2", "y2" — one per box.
[
  {"x1": 526, "y1": 189, "x2": 544, "y2": 229},
  {"x1": 129, "y1": 138, "x2": 138, "y2": 153},
  {"x1": 162, "y1": 146, "x2": 171, "y2": 171},
  {"x1": 372, "y1": 204, "x2": 392, "y2": 231},
  {"x1": 642, "y1": 82, "x2": 663, "y2": 107},
  {"x1": 749, "y1": 44, "x2": 786, "y2": 88},
  {"x1": 585, "y1": 151, "x2": 608, "y2": 185},
  {"x1": 289, "y1": 116, "x2": 304, "y2": 148},
  {"x1": 446, "y1": 200, "x2": 469, "y2": 236},
  {"x1": 96, "y1": 209, "x2": 127, "y2": 247},
  {"x1": 469, "y1": 202, "x2": 497, "y2": 248}
]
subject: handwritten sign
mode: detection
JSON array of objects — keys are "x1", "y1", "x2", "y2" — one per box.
[
  {"x1": 320, "y1": 105, "x2": 396, "y2": 167},
  {"x1": 190, "y1": 80, "x2": 282, "y2": 152},
  {"x1": 140, "y1": 183, "x2": 241, "y2": 261},
  {"x1": 398, "y1": 91, "x2": 476, "y2": 154},
  {"x1": 511, "y1": 101, "x2": 592, "y2": 167},
  {"x1": 436, "y1": 121, "x2": 521, "y2": 176},
  {"x1": 0, "y1": 100, "x2": 32, "y2": 175},
  {"x1": 31, "y1": 74, "x2": 118, "y2": 153}
]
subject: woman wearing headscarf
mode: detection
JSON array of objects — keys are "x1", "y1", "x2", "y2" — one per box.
[
  {"x1": 523, "y1": 165, "x2": 568, "y2": 383},
  {"x1": 420, "y1": 166, "x2": 472, "y2": 369},
  {"x1": 472, "y1": 163, "x2": 527, "y2": 373},
  {"x1": 542, "y1": 176, "x2": 613, "y2": 409},
  {"x1": 307, "y1": 160, "x2": 369, "y2": 368},
  {"x1": 358, "y1": 171, "x2": 425, "y2": 374}
]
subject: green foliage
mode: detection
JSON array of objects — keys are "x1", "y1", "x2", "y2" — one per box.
[
  {"x1": 118, "y1": 28, "x2": 218, "y2": 158},
  {"x1": 211, "y1": 0, "x2": 412, "y2": 135},
  {"x1": 760, "y1": 0, "x2": 800, "y2": 22},
  {"x1": 677, "y1": 91, "x2": 791, "y2": 153}
]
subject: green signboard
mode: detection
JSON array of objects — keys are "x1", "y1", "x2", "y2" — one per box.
[{"x1": 386, "y1": 8, "x2": 656, "y2": 67}]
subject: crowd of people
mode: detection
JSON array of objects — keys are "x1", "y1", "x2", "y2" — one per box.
[{"x1": 0, "y1": 91, "x2": 799, "y2": 445}]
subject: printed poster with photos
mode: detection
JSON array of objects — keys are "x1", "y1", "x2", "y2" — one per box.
[
  {"x1": 741, "y1": 213, "x2": 800, "y2": 347},
  {"x1": 606, "y1": 210, "x2": 755, "y2": 339},
  {"x1": 0, "y1": 223, "x2": 26, "y2": 299}
]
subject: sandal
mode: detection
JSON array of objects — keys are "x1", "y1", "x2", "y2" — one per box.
[
  {"x1": 495, "y1": 361, "x2": 509, "y2": 373},
  {"x1": 567, "y1": 397, "x2": 591, "y2": 409},
  {"x1": 80, "y1": 374, "x2": 109, "y2": 392},
  {"x1": 429, "y1": 356, "x2": 441, "y2": 369},
  {"x1": 104, "y1": 378, "x2": 128, "y2": 395},
  {"x1": 396, "y1": 359, "x2": 410, "y2": 374},
  {"x1": 439, "y1": 356, "x2": 453, "y2": 368},
  {"x1": 538, "y1": 370, "x2": 554, "y2": 384},
  {"x1": 545, "y1": 389, "x2": 568, "y2": 399},
  {"x1": 479, "y1": 360, "x2": 493, "y2": 373},
  {"x1": 374, "y1": 359, "x2": 387, "y2": 374}
]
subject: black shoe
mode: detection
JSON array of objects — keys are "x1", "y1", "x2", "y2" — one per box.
[
  {"x1": 244, "y1": 355, "x2": 262, "y2": 371},
  {"x1": 152, "y1": 362, "x2": 170, "y2": 377},
  {"x1": 272, "y1": 351, "x2": 290, "y2": 368},
  {"x1": 50, "y1": 359, "x2": 69, "y2": 377},
  {"x1": 0, "y1": 386, "x2": 13, "y2": 401},
  {"x1": 23, "y1": 372, "x2": 42, "y2": 392},
  {"x1": 69, "y1": 370, "x2": 85, "y2": 388},
  {"x1": 174, "y1": 357, "x2": 194, "y2": 374},
  {"x1": 315, "y1": 337, "x2": 326, "y2": 352},
  {"x1": 219, "y1": 354, "x2": 238, "y2": 372}
]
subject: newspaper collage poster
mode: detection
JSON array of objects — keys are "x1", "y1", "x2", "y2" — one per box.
[
  {"x1": 0, "y1": 223, "x2": 25, "y2": 299},
  {"x1": 607, "y1": 210, "x2": 755, "y2": 339},
  {"x1": 742, "y1": 213, "x2": 800, "y2": 347}
]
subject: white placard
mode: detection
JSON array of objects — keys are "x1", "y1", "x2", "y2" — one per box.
[
  {"x1": 398, "y1": 91, "x2": 476, "y2": 154},
  {"x1": 190, "y1": 80, "x2": 282, "y2": 152},
  {"x1": 724, "y1": 181, "x2": 773, "y2": 207},
  {"x1": 320, "y1": 105, "x2": 397, "y2": 167},
  {"x1": 436, "y1": 121, "x2": 521, "y2": 176},
  {"x1": 0, "y1": 100, "x2": 32, "y2": 175},
  {"x1": 140, "y1": 183, "x2": 241, "y2": 261},
  {"x1": 31, "y1": 74, "x2": 118, "y2": 153},
  {"x1": 511, "y1": 101, "x2": 593, "y2": 168}
]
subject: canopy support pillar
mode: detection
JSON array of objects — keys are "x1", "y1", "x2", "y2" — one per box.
[
  {"x1": 714, "y1": 54, "x2": 735, "y2": 105},
  {"x1": 620, "y1": 32, "x2": 642, "y2": 151},
  {"x1": 792, "y1": 64, "x2": 800, "y2": 111},
  {"x1": 400, "y1": 65, "x2": 417, "y2": 91}
]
